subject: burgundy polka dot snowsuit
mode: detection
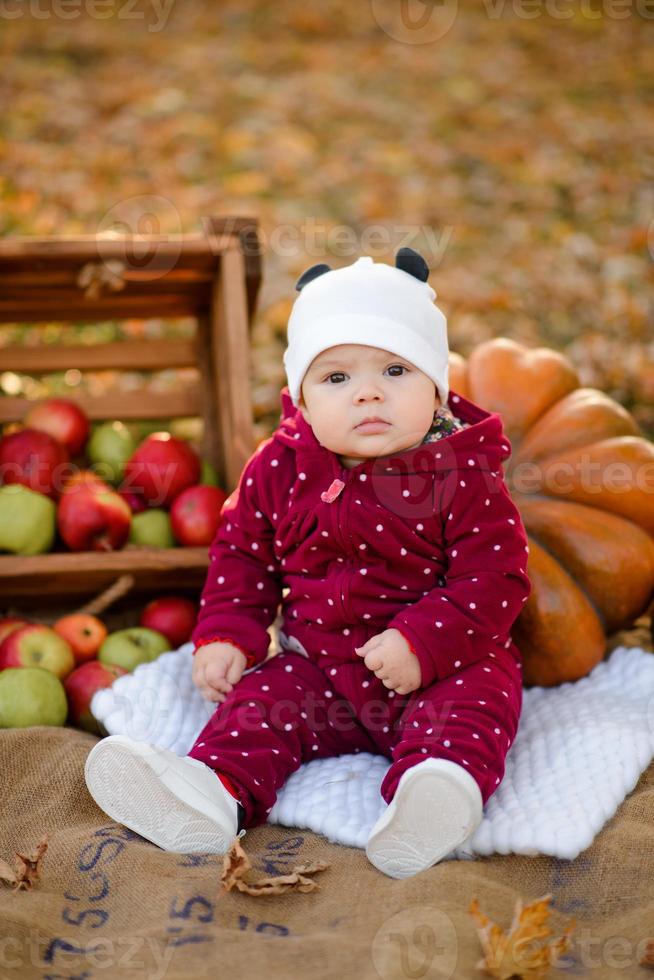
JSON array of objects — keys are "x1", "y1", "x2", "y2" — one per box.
[{"x1": 187, "y1": 386, "x2": 532, "y2": 829}]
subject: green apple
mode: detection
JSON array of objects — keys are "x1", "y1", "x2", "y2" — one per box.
[
  {"x1": 129, "y1": 509, "x2": 175, "y2": 548},
  {"x1": 0, "y1": 667, "x2": 68, "y2": 727},
  {"x1": 0, "y1": 624, "x2": 75, "y2": 679},
  {"x1": 0, "y1": 484, "x2": 56, "y2": 555},
  {"x1": 199, "y1": 459, "x2": 219, "y2": 486},
  {"x1": 98, "y1": 627, "x2": 170, "y2": 672},
  {"x1": 87, "y1": 421, "x2": 136, "y2": 484}
]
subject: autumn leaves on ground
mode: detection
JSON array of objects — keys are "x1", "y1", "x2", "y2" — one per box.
[
  {"x1": 0, "y1": 0, "x2": 652, "y2": 446},
  {"x1": 0, "y1": 8, "x2": 652, "y2": 973},
  {"x1": 1, "y1": 831, "x2": 583, "y2": 977}
]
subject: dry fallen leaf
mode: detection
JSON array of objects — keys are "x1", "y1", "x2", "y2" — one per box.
[
  {"x1": 640, "y1": 939, "x2": 654, "y2": 969},
  {"x1": 76, "y1": 260, "x2": 126, "y2": 300},
  {"x1": 220, "y1": 833, "x2": 329, "y2": 895},
  {"x1": 469, "y1": 892, "x2": 576, "y2": 979},
  {"x1": 0, "y1": 834, "x2": 50, "y2": 892},
  {"x1": 2, "y1": 7, "x2": 653, "y2": 442}
]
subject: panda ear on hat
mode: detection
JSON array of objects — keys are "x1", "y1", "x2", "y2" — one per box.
[
  {"x1": 395, "y1": 246, "x2": 430, "y2": 283},
  {"x1": 295, "y1": 263, "x2": 332, "y2": 292},
  {"x1": 295, "y1": 249, "x2": 430, "y2": 291}
]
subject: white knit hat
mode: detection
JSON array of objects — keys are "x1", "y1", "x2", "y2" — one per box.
[{"x1": 283, "y1": 248, "x2": 449, "y2": 408}]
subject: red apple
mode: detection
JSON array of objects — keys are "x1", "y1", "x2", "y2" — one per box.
[
  {"x1": 0, "y1": 623, "x2": 75, "y2": 679},
  {"x1": 170, "y1": 484, "x2": 226, "y2": 547},
  {"x1": 0, "y1": 428, "x2": 70, "y2": 499},
  {"x1": 64, "y1": 659, "x2": 128, "y2": 733},
  {"x1": 123, "y1": 433, "x2": 201, "y2": 509},
  {"x1": 24, "y1": 398, "x2": 90, "y2": 457},
  {"x1": 53, "y1": 613, "x2": 108, "y2": 665},
  {"x1": 140, "y1": 596, "x2": 197, "y2": 649},
  {"x1": 118, "y1": 485, "x2": 149, "y2": 514},
  {"x1": 61, "y1": 470, "x2": 112, "y2": 494},
  {"x1": 57, "y1": 483, "x2": 132, "y2": 552},
  {"x1": 0, "y1": 616, "x2": 28, "y2": 645}
]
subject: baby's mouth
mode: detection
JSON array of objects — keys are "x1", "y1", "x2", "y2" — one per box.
[{"x1": 355, "y1": 419, "x2": 391, "y2": 433}]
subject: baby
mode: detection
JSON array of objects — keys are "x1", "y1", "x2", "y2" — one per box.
[{"x1": 85, "y1": 248, "x2": 531, "y2": 879}]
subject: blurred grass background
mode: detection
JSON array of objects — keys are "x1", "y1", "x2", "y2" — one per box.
[{"x1": 1, "y1": 0, "x2": 652, "y2": 446}]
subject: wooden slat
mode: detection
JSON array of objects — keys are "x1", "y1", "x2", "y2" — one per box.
[
  {"x1": 0, "y1": 339, "x2": 198, "y2": 373},
  {"x1": 196, "y1": 313, "x2": 224, "y2": 488},
  {"x1": 0, "y1": 219, "x2": 262, "y2": 326},
  {"x1": 209, "y1": 243, "x2": 257, "y2": 488},
  {"x1": 0, "y1": 388, "x2": 202, "y2": 423},
  {"x1": 0, "y1": 237, "x2": 216, "y2": 263},
  {"x1": 205, "y1": 216, "x2": 263, "y2": 324},
  {"x1": 0, "y1": 269, "x2": 215, "y2": 289},
  {"x1": 0, "y1": 547, "x2": 209, "y2": 599},
  {"x1": 0, "y1": 294, "x2": 210, "y2": 322}
]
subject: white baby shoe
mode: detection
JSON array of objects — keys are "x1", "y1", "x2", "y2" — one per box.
[
  {"x1": 84, "y1": 734, "x2": 243, "y2": 854},
  {"x1": 365, "y1": 757, "x2": 483, "y2": 879}
]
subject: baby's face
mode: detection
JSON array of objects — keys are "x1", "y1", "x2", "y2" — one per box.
[{"x1": 298, "y1": 344, "x2": 441, "y2": 468}]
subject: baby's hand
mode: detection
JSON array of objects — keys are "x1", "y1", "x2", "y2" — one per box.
[
  {"x1": 192, "y1": 641, "x2": 248, "y2": 703},
  {"x1": 355, "y1": 628, "x2": 422, "y2": 695}
]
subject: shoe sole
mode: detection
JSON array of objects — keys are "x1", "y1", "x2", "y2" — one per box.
[
  {"x1": 84, "y1": 735, "x2": 238, "y2": 855},
  {"x1": 365, "y1": 759, "x2": 483, "y2": 879}
]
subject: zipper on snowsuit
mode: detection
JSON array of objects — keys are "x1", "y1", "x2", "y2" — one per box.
[{"x1": 325, "y1": 469, "x2": 357, "y2": 622}]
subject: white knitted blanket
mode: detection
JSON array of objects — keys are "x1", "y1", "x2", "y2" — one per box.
[{"x1": 91, "y1": 643, "x2": 654, "y2": 861}]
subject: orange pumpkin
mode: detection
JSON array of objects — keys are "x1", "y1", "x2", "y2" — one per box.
[{"x1": 449, "y1": 338, "x2": 654, "y2": 688}]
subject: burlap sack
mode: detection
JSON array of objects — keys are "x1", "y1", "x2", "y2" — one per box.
[{"x1": 0, "y1": 721, "x2": 652, "y2": 980}]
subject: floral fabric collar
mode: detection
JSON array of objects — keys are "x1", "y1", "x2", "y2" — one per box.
[{"x1": 421, "y1": 405, "x2": 470, "y2": 443}]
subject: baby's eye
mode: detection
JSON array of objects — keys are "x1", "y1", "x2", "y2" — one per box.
[{"x1": 324, "y1": 364, "x2": 408, "y2": 383}]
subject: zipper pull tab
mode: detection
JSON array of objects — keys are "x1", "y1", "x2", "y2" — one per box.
[{"x1": 320, "y1": 478, "x2": 345, "y2": 503}]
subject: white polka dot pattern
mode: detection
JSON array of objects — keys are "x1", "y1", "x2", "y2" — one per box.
[
  {"x1": 91, "y1": 643, "x2": 654, "y2": 861},
  {"x1": 189, "y1": 390, "x2": 532, "y2": 682}
]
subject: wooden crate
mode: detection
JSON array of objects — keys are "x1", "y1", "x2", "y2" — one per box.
[{"x1": 0, "y1": 215, "x2": 263, "y2": 607}]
